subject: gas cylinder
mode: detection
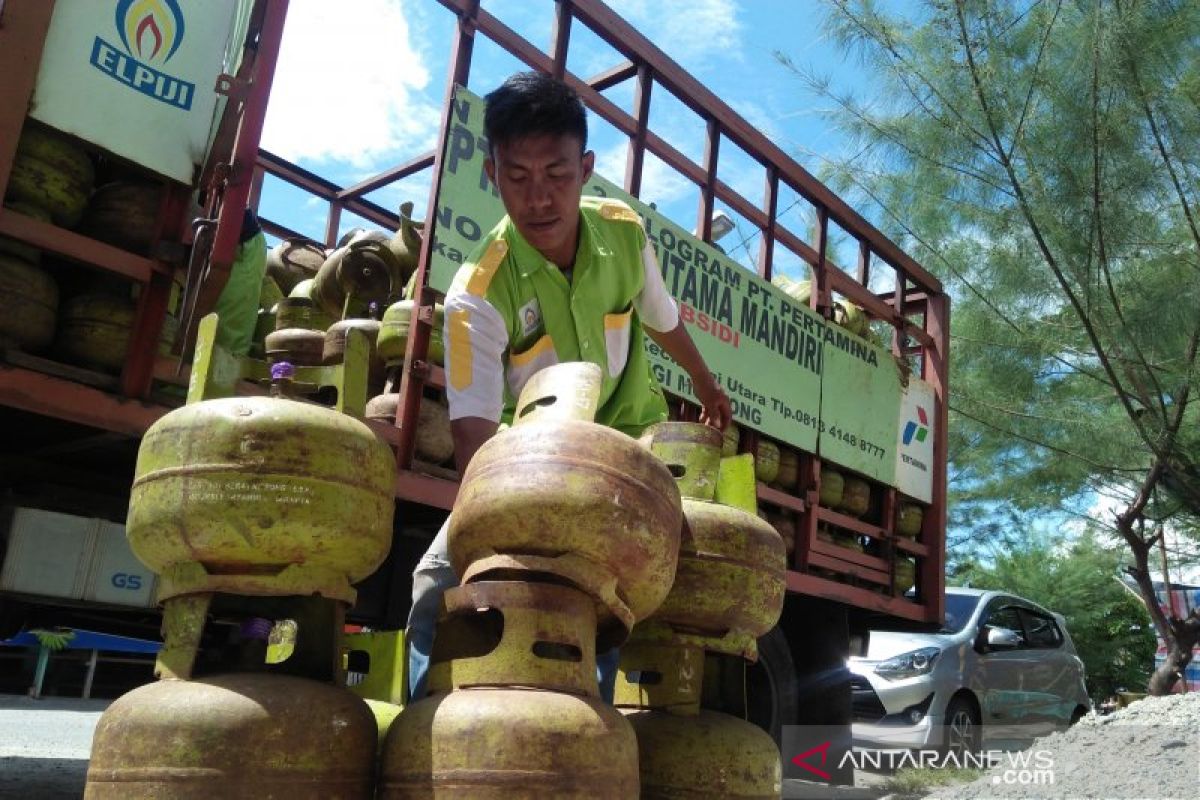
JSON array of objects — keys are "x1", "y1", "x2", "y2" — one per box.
[
  {"x1": 323, "y1": 315, "x2": 383, "y2": 392},
  {"x1": 265, "y1": 297, "x2": 326, "y2": 366},
  {"x1": 774, "y1": 448, "x2": 799, "y2": 490},
  {"x1": 721, "y1": 422, "x2": 740, "y2": 457},
  {"x1": 379, "y1": 582, "x2": 640, "y2": 798},
  {"x1": 897, "y1": 502, "x2": 924, "y2": 538},
  {"x1": 6, "y1": 126, "x2": 93, "y2": 226},
  {"x1": 0, "y1": 252, "x2": 57, "y2": 352},
  {"x1": 365, "y1": 392, "x2": 454, "y2": 465},
  {"x1": 56, "y1": 293, "x2": 174, "y2": 372},
  {"x1": 377, "y1": 299, "x2": 445, "y2": 366},
  {"x1": 79, "y1": 181, "x2": 161, "y2": 253},
  {"x1": 755, "y1": 439, "x2": 780, "y2": 484},
  {"x1": 288, "y1": 279, "x2": 337, "y2": 332},
  {"x1": 386, "y1": 201, "x2": 423, "y2": 283},
  {"x1": 313, "y1": 235, "x2": 402, "y2": 318},
  {"x1": 838, "y1": 476, "x2": 872, "y2": 517},
  {"x1": 819, "y1": 467, "x2": 845, "y2": 507},
  {"x1": 267, "y1": 238, "x2": 327, "y2": 295},
  {"x1": 895, "y1": 557, "x2": 916, "y2": 593},
  {"x1": 621, "y1": 709, "x2": 782, "y2": 799},
  {"x1": 639, "y1": 423, "x2": 786, "y2": 660},
  {"x1": 126, "y1": 387, "x2": 396, "y2": 603},
  {"x1": 85, "y1": 673, "x2": 376, "y2": 799},
  {"x1": 614, "y1": 640, "x2": 781, "y2": 799},
  {"x1": 448, "y1": 362, "x2": 682, "y2": 645},
  {"x1": 0, "y1": 201, "x2": 51, "y2": 263}
]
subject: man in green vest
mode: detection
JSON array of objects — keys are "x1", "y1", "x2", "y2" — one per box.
[{"x1": 408, "y1": 71, "x2": 731, "y2": 700}]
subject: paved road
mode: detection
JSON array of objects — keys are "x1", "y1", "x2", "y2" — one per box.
[{"x1": 0, "y1": 695, "x2": 109, "y2": 799}]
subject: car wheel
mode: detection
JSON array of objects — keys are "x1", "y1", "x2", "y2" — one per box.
[{"x1": 943, "y1": 695, "x2": 981, "y2": 759}]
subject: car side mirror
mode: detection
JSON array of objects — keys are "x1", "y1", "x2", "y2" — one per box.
[{"x1": 986, "y1": 626, "x2": 1022, "y2": 650}]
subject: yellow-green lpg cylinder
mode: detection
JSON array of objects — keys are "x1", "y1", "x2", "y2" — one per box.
[
  {"x1": 379, "y1": 687, "x2": 638, "y2": 798},
  {"x1": 640, "y1": 423, "x2": 787, "y2": 660},
  {"x1": 377, "y1": 299, "x2": 445, "y2": 366},
  {"x1": 379, "y1": 582, "x2": 639, "y2": 798},
  {"x1": 448, "y1": 363, "x2": 682, "y2": 645},
  {"x1": 126, "y1": 394, "x2": 396, "y2": 603},
  {"x1": 85, "y1": 673, "x2": 376, "y2": 799},
  {"x1": 622, "y1": 709, "x2": 782, "y2": 799}
]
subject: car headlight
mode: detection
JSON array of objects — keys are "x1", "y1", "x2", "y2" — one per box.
[{"x1": 874, "y1": 647, "x2": 941, "y2": 681}]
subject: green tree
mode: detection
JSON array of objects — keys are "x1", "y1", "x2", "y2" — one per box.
[
  {"x1": 952, "y1": 533, "x2": 1156, "y2": 698},
  {"x1": 779, "y1": 0, "x2": 1200, "y2": 693}
]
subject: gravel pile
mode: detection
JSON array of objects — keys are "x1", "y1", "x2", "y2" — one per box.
[{"x1": 923, "y1": 693, "x2": 1200, "y2": 800}]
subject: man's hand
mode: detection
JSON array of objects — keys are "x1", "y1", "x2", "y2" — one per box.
[
  {"x1": 450, "y1": 416, "x2": 500, "y2": 474},
  {"x1": 694, "y1": 372, "x2": 733, "y2": 431},
  {"x1": 645, "y1": 321, "x2": 733, "y2": 431}
]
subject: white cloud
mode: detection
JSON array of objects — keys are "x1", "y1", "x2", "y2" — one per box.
[
  {"x1": 261, "y1": 0, "x2": 440, "y2": 168},
  {"x1": 606, "y1": 0, "x2": 744, "y2": 68}
]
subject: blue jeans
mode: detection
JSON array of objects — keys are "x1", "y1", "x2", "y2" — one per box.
[{"x1": 405, "y1": 517, "x2": 619, "y2": 702}]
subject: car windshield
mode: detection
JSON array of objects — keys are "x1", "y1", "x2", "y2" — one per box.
[{"x1": 940, "y1": 593, "x2": 981, "y2": 633}]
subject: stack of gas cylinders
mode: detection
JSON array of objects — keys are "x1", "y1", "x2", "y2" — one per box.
[
  {"x1": 84, "y1": 320, "x2": 396, "y2": 799},
  {"x1": 618, "y1": 422, "x2": 787, "y2": 798},
  {"x1": 377, "y1": 362, "x2": 683, "y2": 797}
]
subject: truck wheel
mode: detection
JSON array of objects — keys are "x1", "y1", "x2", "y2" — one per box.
[{"x1": 746, "y1": 626, "x2": 799, "y2": 743}]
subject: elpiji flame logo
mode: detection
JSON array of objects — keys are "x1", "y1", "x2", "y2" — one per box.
[
  {"x1": 116, "y1": 0, "x2": 185, "y2": 65},
  {"x1": 902, "y1": 406, "x2": 929, "y2": 445}
]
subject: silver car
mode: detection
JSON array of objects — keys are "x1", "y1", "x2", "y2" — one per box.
[{"x1": 849, "y1": 587, "x2": 1091, "y2": 757}]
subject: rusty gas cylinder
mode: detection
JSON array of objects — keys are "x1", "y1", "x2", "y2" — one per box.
[
  {"x1": 379, "y1": 582, "x2": 639, "y2": 798},
  {"x1": 313, "y1": 235, "x2": 401, "y2": 318},
  {"x1": 0, "y1": 252, "x2": 57, "y2": 352},
  {"x1": 621, "y1": 709, "x2": 782, "y2": 799},
  {"x1": 377, "y1": 299, "x2": 444, "y2": 366},
  {"x1": 365, "y1": 392, "x2": 454, "y2": 465},
  {"x1": 56, "y1": 293, "x2": 174, "y2": 372},
  {"x1": 85, "y1": 673, "x2": 375, "y2": 799},
  {"x1": 638, "y1": 423, "x2": 786, "y2": 660},
  {"x1": 265, "y1": 297, "x2": 326, "y2": 365},
  {"x1": 323, "y1": 315, "x2": 383, "y2": 392},
  {"x1": 126, "y1": 377, "x2": 396, "y2": 603},
  {"x1": 288, "y1": 279, "x2": 338, "y2": 332},
  {"x1": 267, "y1": 238, "x2": 327, "y2": 295},
  {"x1": 448, "y1": 362, "x2": 682, "y2": 647}
]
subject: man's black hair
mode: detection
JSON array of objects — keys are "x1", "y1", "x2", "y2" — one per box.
[{"x1": 484, "y1": 71, "x2": 588, "y2": 154}]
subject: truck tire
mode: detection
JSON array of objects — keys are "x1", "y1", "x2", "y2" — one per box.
[{"x1": 746, "y1": 626, "x2": 799, "y2": 743}]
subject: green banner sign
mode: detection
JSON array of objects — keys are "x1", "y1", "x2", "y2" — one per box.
[{"x1": 428, "y1": 87, "x2": 934, "y2": 501}]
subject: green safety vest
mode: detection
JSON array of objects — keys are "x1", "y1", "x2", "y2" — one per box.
[{"x1": 447, "y1": 196, "x2": 668, "y2": 437}]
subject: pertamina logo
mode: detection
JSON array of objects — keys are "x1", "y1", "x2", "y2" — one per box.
[
  {"x1": 90, "y1": 0, "x2": 194, "y2": 110},
  {"x1": 902, "y1": 406, "x2": 929, "y2": 446}
]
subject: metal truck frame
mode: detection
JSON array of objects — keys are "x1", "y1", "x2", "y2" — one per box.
[{"x1": 0, "y1": 0, "x2": 947, "y2": 758}]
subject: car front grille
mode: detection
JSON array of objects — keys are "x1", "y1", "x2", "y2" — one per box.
[{"x1": 850, "y1": 674, "x2": 888, "y2": 723}]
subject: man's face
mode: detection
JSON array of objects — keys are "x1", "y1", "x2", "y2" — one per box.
[{"x1": 485, "y1": 133, "x2": 594, "y2": 268}]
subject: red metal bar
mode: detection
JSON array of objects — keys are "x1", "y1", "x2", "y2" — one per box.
[
  {"x1": 0, "y1": 366, "x2": 167, "y2": 438},
  {"x1": 624, "y1": 65, "x2": 652, "y2": 196},
  {"x1": 550, "y1": 1, "x2": 572, "y2": 79},
  {"x1": 121, "y1": 185, "x2": 190, "y2": 398},
  {"x1": 325, "y1": 201, "x2": 343, "y2": 248},
  {"x1": 812, "y1": 207, "x2": 831, "y2": 316},
  {"x1": 394, "y1": 0, "x2": 480, "y2": 471},
  {"x1": 338, "y1": 151, "x2": 436, "y2": 202},
  {"x1": 586, "y1": 61, "x2": 637, "y2": 92},
  {"x1": 0, "y1": 0, "x2": 55, "y2": 202},
  {"x1": 256, "y1": 149, "x2": 398, "y2": 229},
  {"x1": 0, "y1": 211, "x2": 157, "y2": 282},
  {"x1": 921, "y1": 292, "x2": 950, "y2": 622},
  {"x1": 758, "y1": 167, "x2": 778, "y2": 279},
  {"x1": 697, "y1": 118, "x2": 719, "y2": 241},
  {"x1": 786, "y1": 571, "x2": 928, "y2": 621}
]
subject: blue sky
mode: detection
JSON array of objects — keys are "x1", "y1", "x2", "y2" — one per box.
[{"x1": 256, "y1": 0, "x2": 876, "y2": 283}]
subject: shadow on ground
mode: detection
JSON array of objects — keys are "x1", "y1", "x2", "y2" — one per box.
[{"x1": 0, "y1": 757, "x2": 88, "y2": 800}]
